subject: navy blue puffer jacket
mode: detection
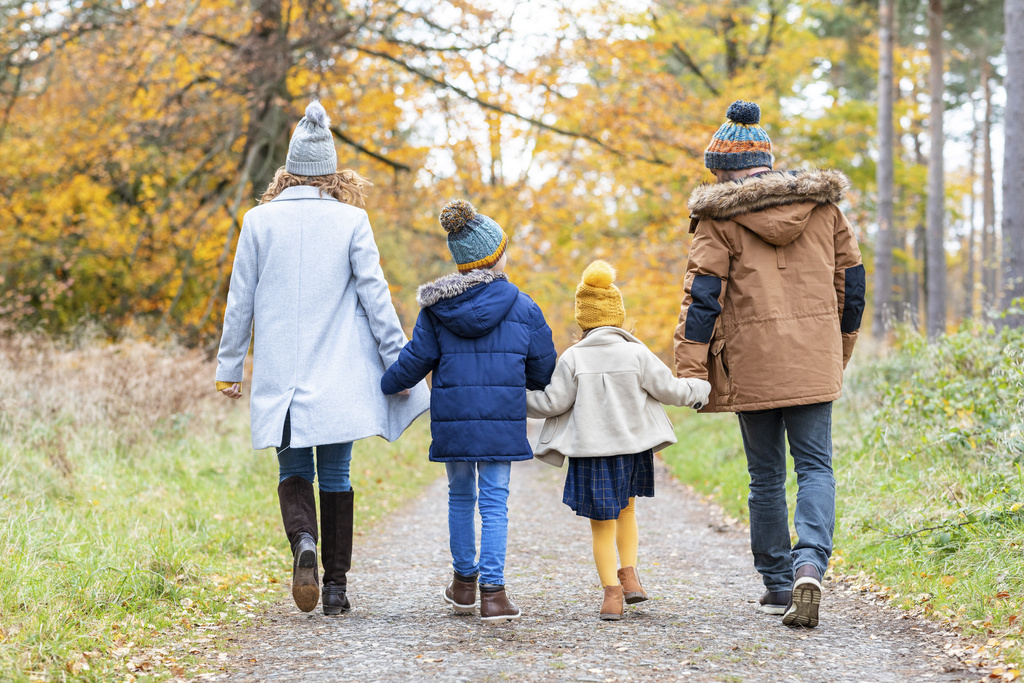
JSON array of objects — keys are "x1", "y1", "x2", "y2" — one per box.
[{"x1": 381, "y1": 269, "x2": 556, "y2": 462}]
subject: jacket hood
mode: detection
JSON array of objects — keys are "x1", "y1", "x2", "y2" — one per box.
[
  {"x1": 687, "y1": 169, "x2": 849, "y2": 246},
  {"x1": 417, "y1": 270, "x2": 518, "y2": 339}
]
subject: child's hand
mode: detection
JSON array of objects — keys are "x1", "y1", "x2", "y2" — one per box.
[
  {"x1": 691, "y1": 379, "x2": 712, "y2": 410},
  {"x1": 220, "y1": 383, "x2": 242, "y2": 399},
  {"x1": 397, "y1": 389, "x2": 411, "y2": 396}
]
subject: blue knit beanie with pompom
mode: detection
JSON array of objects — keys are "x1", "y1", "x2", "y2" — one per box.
[
  {"x1": 438, "y1": 199, "x2": 508, "y2": 272},
  {"x1": 704, "y1": 100, "x2": 773, "y2": 171}
]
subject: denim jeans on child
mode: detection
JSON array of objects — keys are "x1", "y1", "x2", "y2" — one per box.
[
  {"x1": 445, "y1": 461, "x2": 512, "y2": 585},
  {"x1": 276, "y1": 411, "x2": 353, "y2": 493},
  {"x1": 737, "y1": 401, "x2": 834, "y2": 591}
]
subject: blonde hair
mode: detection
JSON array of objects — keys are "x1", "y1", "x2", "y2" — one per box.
[{"x1": 260, "y1": 167, "x2": 372, "y2": 207}]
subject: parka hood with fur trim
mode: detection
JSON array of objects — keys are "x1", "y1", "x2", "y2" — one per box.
[
  {"x1": 687, "y1": 169, "x2": 850, "y2": 246},
  {"x1": 416, "y1": 269, "x2": 517, "y2": 340}
]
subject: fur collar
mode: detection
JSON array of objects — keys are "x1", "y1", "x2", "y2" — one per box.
[
  {"x1": 417, "y1": 270, "x2": 508, "y2": 308},
  {"x1": 687, "y1": 170, "x2": 849, "y2": 226}
]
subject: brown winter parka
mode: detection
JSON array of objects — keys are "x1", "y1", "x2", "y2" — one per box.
[{"x1": 673, "y1": 169, "x2": 865, "y2": 413}]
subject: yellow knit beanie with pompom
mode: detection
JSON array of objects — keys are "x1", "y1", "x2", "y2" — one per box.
[{"x1": 575, "y1": 260, "x2": 625, "y2": 331}]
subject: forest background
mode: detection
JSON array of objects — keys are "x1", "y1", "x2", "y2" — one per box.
[
  {"x1": 2, "y1": 0, "x2": 1024, "y2": 680},
  {"x1": 2, "y1": 0, "x2": 1018, "y2": 350}
]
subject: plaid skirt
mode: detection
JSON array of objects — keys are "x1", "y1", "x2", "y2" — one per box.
[{"x1": 562, "y1": 450, "x2": 655, "y2": 521}]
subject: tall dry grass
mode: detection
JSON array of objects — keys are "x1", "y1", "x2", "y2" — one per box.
[{"x1": 0, "y1": 329, "x2": 434, "y2": 681}]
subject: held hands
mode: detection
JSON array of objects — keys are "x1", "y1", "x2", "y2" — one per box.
[{"x1": 690, "y1": 379, "x2": 712, "y2": 410}]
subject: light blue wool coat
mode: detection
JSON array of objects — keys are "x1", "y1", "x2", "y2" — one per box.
[{"x1": 216, "y1": 185, "x2": 429, "y2": 450}]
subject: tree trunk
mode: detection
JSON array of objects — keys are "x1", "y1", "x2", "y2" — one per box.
[
  {"x1": 240, "y1": 0, "x2": 293, "y2": 195},
  {"x1": 925, "y1": 0, "x2": 946, "y2": 339},
  {"x1": 872, "y1": 0, "x2": 896, "y2": 339},
  {"x1": 1002, "y1": 0, "x2": 1024, "y2": 326},
  {"x1": 963, "y1": 102, "x2": 977, "y2": 322},
  {"x1": 981, "y1": 58, "x2": 998, "y2": 314}
]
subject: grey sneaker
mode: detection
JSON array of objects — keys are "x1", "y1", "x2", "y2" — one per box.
[
  {"x1": 782, "y1": 565, "x2": 822, "y2": 627},
  {"x1": 758, "y1": 589, "x2": 792, "y2": 615}
]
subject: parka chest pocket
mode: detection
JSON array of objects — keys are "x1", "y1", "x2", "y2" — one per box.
[{"x1": 710, "y1": 338, "x2": 732, "y2": 398}]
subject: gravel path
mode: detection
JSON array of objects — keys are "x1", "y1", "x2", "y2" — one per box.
[{"x1": 213, "y1": 458, "x2": 980, "y2": 682}]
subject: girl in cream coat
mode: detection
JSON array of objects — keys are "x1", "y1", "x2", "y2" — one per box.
[{"x1": 526, "y1": 261, "x2": 710, "y2": 621}]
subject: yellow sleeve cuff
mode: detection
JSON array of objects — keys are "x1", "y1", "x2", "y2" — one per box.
[{"x1": 216, "y1": 381, "x2": 240, "y2": 392}]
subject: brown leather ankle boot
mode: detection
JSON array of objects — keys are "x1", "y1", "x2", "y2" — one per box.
[
  {"x1": 617, "y1": 566, "x2": 648, "y2": 604},
  {"x1": 601, "y1": 585, "x2": 624, "y2": 621},
  {"x1": 443, "y1": 572, "x2": 478, "y2": 615},
  {"x1": 479, "y1": 585, "x2": 521, "y2": 624}
]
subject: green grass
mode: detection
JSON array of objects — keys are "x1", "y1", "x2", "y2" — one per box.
[
  {"x1": 661, "y1": 325, "x2": 1024, "y2": 672},
  {"x1": 0, "y1": 334, "x2": 437, "y2": 681}
]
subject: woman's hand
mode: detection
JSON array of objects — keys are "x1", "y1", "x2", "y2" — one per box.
[{"x1": 220, "y1": 383, "x2": 243, "y2": 399}]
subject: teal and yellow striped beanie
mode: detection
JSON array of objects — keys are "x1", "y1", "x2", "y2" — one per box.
[
  {"x1": 704, "y1": 100, "x2": 773, "y2": 171},
  {"x1": 439, "y1": 199, "x2": 508, "y2": 272}
]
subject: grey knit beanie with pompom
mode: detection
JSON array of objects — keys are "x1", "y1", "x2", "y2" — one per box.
[{"x1": 285, "y1": 101, "x2": 338, "y2": 176}]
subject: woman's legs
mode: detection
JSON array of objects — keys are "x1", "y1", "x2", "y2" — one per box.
[
  {"x1": 316, "y1": 442, "x2": 355, "y2": 615},
  {"x1": 314, "y1": 442, "x2": 353, "y2": 492},
  {"x1": 275, "y1": 412, "x2": 319, "y2": 612}
]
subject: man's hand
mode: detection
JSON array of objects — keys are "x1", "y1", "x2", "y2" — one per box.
[{"x1": 220, "y1": 383, "x2": 242, "y2": 399}]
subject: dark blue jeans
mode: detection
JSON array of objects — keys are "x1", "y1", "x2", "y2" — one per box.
[
  {"x1": 276, "y1": 411, "x2": 353, "y2": 493},
  {"x1": 737, "y1": 402, "x2": 835, "y2": 592}
]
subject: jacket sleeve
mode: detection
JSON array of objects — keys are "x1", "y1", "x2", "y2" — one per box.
[
  {"x1": 216, "y1": 215, "x2": 257, "y2": 384},
  {"x1": 350, "y1": 212, "x2": 407, "y2": 369},
  {"x1": 525, "y1": 301, "x2": 557, "y2": 390},
  {"x1": 526, "y1": 356, "x2": 576, "y2": 417},
  {"x1": 381, "y1": 308, "x2": 441, "y2": 394},
  {"x1": 833, "y1": 207, "x2": 865, "y2": 369},
  {"x1": 673, "y1": 219, "x2": 732, "y2": 380},
  {"x1": 640, "y1": 347, "x2": 712, "y2": 408}
]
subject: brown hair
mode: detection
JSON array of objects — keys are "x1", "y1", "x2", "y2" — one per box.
[{"x1": 259, "y1": 167, "x2": 373, "y2": 207}]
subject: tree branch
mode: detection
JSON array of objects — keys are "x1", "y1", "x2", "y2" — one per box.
[
  {"x1": 354, "y1": 46, "x2": 670, "y2": 167},
  {"x1": 330, "y1": 126, "x2": 411, "y2": 171}
]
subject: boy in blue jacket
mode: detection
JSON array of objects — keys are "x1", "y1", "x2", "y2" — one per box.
[{"x1": 381, "y1": 199, "x2": 556, "y2": 623}]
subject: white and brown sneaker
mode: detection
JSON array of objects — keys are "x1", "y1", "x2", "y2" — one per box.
[
  {"x1": 443, "y1": 572, "x2": 477, "y2": 615},
  {"x1": 758, "y1": 589, "x2": 792, "y2": 615},
  {"x1": 479, "y1": 585, "x2": 521, "y2": 624},
  {"x1": 782, "y1": 564, "x2": 822, "y2": 627}
]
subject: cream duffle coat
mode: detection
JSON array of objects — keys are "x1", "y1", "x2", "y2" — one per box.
[{"x1": 526, "y1": 326, "x2": 710, "y2": 466}]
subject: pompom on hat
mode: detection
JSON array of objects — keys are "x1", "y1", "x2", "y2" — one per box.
[
  {"x1": 439, "y1": 199, "x2": 508, "y2": 272},
  {"x1": 704, "y1": 100, "x2": 773, "y2": 171},
  {"x1": 575, "y1": 260, "x2": 626, "y2": 331},
  {"x1": 286, "y1": 100, "x2": 338, "y2": 176}
]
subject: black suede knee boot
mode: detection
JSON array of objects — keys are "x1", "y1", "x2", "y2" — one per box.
[
  {"x1": 278, "y1": 476, "x2": 319, "y2": 612},
  {"x1": 320, "y1": 488, "x2": 354, "y2": 615}
]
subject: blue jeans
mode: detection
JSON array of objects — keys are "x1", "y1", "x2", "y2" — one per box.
[
  {"x1": 737, "y1": 402, "x2": 835, "y2": 591},
  {"x1": 445, "y1": 461, "x2": 512, "y2": 585},
  {"x1": 276, "y1": 411, "x2": 353, "y2": 493}
]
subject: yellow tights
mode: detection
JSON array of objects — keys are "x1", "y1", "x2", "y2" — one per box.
[{"x1": 589, "y1": 497, "x2": 638, "y2": 587}]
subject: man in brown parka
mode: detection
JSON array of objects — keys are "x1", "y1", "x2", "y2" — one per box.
[{"x1": 674, "y1": 100, "x2": 865, "y2": 628}]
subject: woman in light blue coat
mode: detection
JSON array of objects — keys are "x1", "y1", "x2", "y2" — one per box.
[{"x1": 215, "y1": 101, "x2": 429, "y2": 616}]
